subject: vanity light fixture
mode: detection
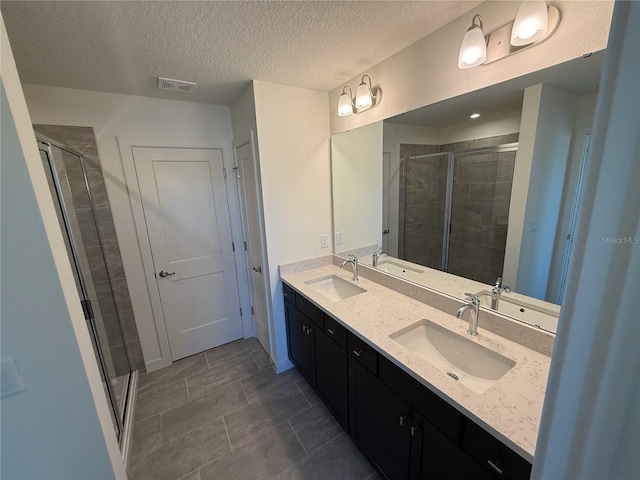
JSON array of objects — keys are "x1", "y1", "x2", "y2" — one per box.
[
  {"x1": 458, "y1": 15, "x2": 487, "y2": 69},
  {"x1": 457, "y1": 0, "x2": 560, "y2": 70},
  {"x1": 511, "y1": 0, "x2": 549, "y2": 46},
  {"x1": 337, "y1": 75, "x2": 381, "y2": 117}
]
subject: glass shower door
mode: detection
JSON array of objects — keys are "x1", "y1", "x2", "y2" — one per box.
[
  {"x1": 38, "y1": 140, "x2": 131, "y2": 441},
  {"x1": 400, "y1": 152, "x2": 453, "y2": 270},
  {"x1": 448, "y1": 144, "x2": 518, "y2": 284}
]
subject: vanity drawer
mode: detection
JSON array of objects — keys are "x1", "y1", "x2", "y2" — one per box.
[
  {"x1": 462, "y1": 418, "x2": 532, "y2": 480},
  {"x1": 378, "y1": 354, "x2": 462, "y2": 443},
  {"x1": 324, "y1": 315, "x2": 347, "y2": 349},
  {"x1": 296, "y1": 294, "x2": 325, "y2": 329},
  {"x1": 347, "y1": 332, "x2": 378, "y2": 375},
  {"x1": 283, "y1": 283, "x2": 296, "y2": 305}
]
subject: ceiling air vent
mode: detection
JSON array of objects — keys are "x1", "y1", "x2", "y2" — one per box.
[{"x1": 157, "y1": 77, "x2": 196, "y2": 94}]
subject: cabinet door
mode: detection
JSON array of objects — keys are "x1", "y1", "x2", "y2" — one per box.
[
  {"x1": 315, "y1": 327, "x2": 348, "y2": 430},
  {"x1": 285, "y1": 302, "x2": 315, "y2": 385},
  {"x1": 410, "y1": 413, "x2": 492, "y2": 480},
  {"x1": 349, "y1": 356, "x2": 412, "y2": 480}
]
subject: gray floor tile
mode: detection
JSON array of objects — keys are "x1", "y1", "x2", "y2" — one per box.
[
  {"x1": 162, "y1": 381, "x2": 248, "y2": 442},
  {"x1": 272, "y1": 432, "x2": 373, "y2": 480},
  {"x1": 136, "y1": 378, "x2": 188, "y2": 421},
  {"x1": 130, "y1": 414, "x2": 162, "y2": 459},
  {"x1": 252, "y1": 349, "x2": 272, "y2": 369},
  {"x1": 225, "y1": 381, "x2": 311, "y2": 448},
  {"x1": 187, "y1": 355, "x2": 259, "y2": 400},
  {"x1": 138, "y1": 353, "x2": 208, "y2": 394},
  {"x1": 295, "y1": 380, "x2": 321, "y2": 406},
  {"x1": 289, "y1": 403, "x2": 343, "y2": 454},
  {"x1": 205, "y1": 337, "x2": 264, "y2": 369},
  {"x1": 128, "y1": 418, "x2": 230, "y2": 480},
  {"x1": 240, "y1": 366, "x2": 302, "y2": 403},
  {"x1": 199, "y1": 422, "x2": 305, "y2": 480}
]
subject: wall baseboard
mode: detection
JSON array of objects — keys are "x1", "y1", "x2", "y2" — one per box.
[{"x1": 274, "y1": 357, "x2": 294, "y2": 374}]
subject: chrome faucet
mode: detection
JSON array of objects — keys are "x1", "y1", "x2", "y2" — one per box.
[
  {"x1": 491, "y1": 277, "x2": 511, "y2": 309},
  {"x1": 372, "y1": 248, "x2": 387, "y2": 268},
  {"x1": 456, "y1": 294, "x2": 481, "y2": 336},
  {"x1": 340, "y1": 254, "x2": 359, "y2": 281}
]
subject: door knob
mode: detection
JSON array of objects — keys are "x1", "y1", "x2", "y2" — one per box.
[
  {"x1": 252, "y1": 266, "x2": 262, "y2": 273},
  {"x1": 158, "y1": 270, "x2": 176, "y2": 278}
]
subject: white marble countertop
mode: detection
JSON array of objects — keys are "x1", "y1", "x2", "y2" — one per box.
[{"x1": 281, "y1": 263, "x2": 551, "y2": 462}]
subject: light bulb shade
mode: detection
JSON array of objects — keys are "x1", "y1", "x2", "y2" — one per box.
[
  {"x1": 458, "y1": 25, "x2": 487, "y2": 69},
  {"x1": 511, "y1": 0, "x2": 548, "y2": 46},
  {"x1": 337, "y1": 92, "x2": 353, "y2": 116},
  {"x1": 355, "y1": 82, "x2": 373, "y2": 109}
]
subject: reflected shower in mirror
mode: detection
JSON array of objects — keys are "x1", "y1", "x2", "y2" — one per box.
[{"x1": 332, "y1": 52, "x2": 604, "y2": 333}]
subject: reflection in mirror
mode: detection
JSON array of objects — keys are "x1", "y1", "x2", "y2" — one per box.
[{"x1": 331, "y1": 52, "x2": 604, "y2": 334}]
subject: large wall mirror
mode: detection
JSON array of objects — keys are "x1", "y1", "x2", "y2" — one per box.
[{"x1": 331, "y1": 51, "x2": 604, "y2": 334}]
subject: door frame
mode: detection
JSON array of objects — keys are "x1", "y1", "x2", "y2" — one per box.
[
  {"x1": 119, "y1": 137, "x2": 252, "y2": 371},
  {"x1": 233, "y1": 131, "x2": 275, "y2": 361}
]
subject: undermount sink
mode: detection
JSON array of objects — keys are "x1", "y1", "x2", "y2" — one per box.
[
  {"x1": 305, "y1": 275, "x2": 367, "y2": 302},
  {"x1": 475, "y1": 291, "x2": 559, "y2": 332},
  {"x1": 376, "y1": 260, "x2": 424, "y2": 280},
  {"x1": 390, "y1": 320, "x2": 515, "y2": 394}
]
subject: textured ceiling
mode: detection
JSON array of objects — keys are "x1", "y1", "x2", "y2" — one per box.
[{"x1": 1, "y1": 0, "x2": 481, "y2": 105}]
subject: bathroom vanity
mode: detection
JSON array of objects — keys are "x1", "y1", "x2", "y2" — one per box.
[{"x1": 281, "y1": 257, "x2": 553, "y2": 480}]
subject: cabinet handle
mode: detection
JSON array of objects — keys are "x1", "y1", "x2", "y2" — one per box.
[
  {"x1": 302, "y1": 325, "x2": 308, "y2": 333},
  {"x1": 353, "y1": 350, "x2": 362, "y2": 357},
  {"x1": 306, "y1": 327, "x2": 313, "y2": 336},
  {"x1": 399, "y1": 415, "x2": 408, "y2": 426},
  {"x1": 410, "y1": 425, "x2": 421, "y2": 436},
  {"x1": 284, "y1": 292, "x2": 289, "y2": 297},
  {"x1": 487, "y1": 460, "x2": 503, "y2": 475},
  {"x1": 327, "y1": 328, "x2": 336, "y2": 335}
]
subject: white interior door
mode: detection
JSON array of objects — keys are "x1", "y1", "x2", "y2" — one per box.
[
  {"x1": 133, "y1": 147, "x2": 243, "y2": 360},
  {"x1": 235, "y1": 141, "x2": 270, "y2": 355}
]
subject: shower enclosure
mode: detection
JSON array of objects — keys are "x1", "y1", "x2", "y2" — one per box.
[
  {"x1": 38, "y1": 137, "x2": 132, "y2": 443},
  {"x1": 400, "y1": 143, "x2": 518, "y2": 285}
]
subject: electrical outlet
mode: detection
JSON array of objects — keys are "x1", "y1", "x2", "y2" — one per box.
[
  {"x1": 336, "y1": 231, "x2": 344, "y2": 245},
  {"x1": 320, "y1": 234, "x2": 329, "y2": 248}
]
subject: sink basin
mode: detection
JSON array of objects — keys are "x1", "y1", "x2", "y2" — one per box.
[
  {"x1": 390, "y1": 320, "x2": 515, "y2": 394},
  {"x1": 475, "y1": 291, "x2": 559, "y2": 332},
  {"x1": 376, "y1": 260, "x2": 424, "y2": 280},
  {"x1": 305, "y1": 275, "x2": 367, "y2": 302}
]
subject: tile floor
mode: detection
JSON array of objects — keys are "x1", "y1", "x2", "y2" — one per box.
[{"x1": 129, "y1": 338, "x2": 381, "y2": 480}]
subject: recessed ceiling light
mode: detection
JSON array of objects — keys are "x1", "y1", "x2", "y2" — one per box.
[{"x1": 470, "y1": 113, "x2": 481, "y2": 119}]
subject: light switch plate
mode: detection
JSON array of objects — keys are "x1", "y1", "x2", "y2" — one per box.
[
  {"x1": 320, "y1": 234, "x2": 329, "y2": 248},
  {"x1": 1, "y1": 359, "x2": 25, "y2": 398}
]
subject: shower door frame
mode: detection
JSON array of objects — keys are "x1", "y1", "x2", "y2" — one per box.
[
  {"x1": 406, "y1": 142, "x2": 519, "y2": 275},
  {"x1": 37, "y1": 137, "x2": 128, "y2": 441}
]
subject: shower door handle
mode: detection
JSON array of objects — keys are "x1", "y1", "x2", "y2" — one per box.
[{"x1": 158, "y1": 270, "x2": 176, "y2": 278}]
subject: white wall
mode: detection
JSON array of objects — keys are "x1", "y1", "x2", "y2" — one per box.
[
  {"x1": 503, "y1": 85, "x2": 578, "y2": 297},
  {"x1": 252, "y1": 80, "x2": 332, "y2": 372},
  {"x1": 1, "y1": 17, "x2": 124, "y2": 478},
  {"x1": 533, "y1": 2, "x2": 640, "y2": 477},
  {"x1": 329, "y1": 0, "x2": 613, "y2": 135},
  {"x1": 23, "y1": 84, "x2": 239, "y2": 371},
  {"x1": 437, "y1": 110, "x2": 521, "y2": 145},
  {"x1": 332, "y1": 121, "x2": 383, "y2": 253}
]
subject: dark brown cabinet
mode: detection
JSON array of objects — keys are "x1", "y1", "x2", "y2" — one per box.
[
  {"x1": 284, "y1": 289, "x2": 349, "y2": 430},
  {"x1": 283, "y1": 283, "x2": 532, "y2": 480},
  {"x1": 349, "y1": 354, "x2": 412, "y2": 480},
  {"x1": 285, "y1": 302, "x2": 315, "y2": 385},
  {"x1": 315, "y1": 325, "x2": 349, "y2": 429}
]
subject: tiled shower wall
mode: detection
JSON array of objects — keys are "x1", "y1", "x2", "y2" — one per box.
[
  {"x1": 398, "y1": 144, "x2": 444, "y2": 268},
  {"x1": 33, "y1": 125, "x2": 144, "y2": 371},
  {"x1": 398, "y1": 133, "x2": 519, "y2": 285}
]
